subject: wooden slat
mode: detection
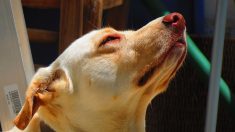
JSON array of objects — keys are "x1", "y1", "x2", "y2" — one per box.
[
  {"x1": 105, "y1": 0, "x2": 129, "y2": 30},
  {"x1": 21, "y1": 0, "x2": 122, "y2": 10},
  {"x1": 83, "y1": 0, "x2": 103, "y2": 34},
  {"x1": 27, "y1": 28, "x2": 58, "y2": 44},
  {"x1": 103, "y1": 0, "x2": 123, "y2": 10},
  {"x1": 59, "y1": 0, "x2": 83, "y2": 53},
  {"x1": 21, "y1": 0, "x2": 60, "y2": 9}
]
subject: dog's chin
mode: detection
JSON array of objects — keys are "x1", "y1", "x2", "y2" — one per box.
[{"x1": 136, "y1": 39, "x2": 186, "y2": 88}]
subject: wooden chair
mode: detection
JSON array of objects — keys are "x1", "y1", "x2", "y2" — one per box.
[{"x1": 21, "y1": 0, "x2": 129, "y2": 54}]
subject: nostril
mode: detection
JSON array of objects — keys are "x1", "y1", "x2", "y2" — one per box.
[
  {"x1": 172, "y1": 15, "x2": 179, "y2": 23},
  {"x1": 162, "y1": 12, "x2": 186, "y2": 33},
  {"x1": 162, "y1": 13, "x2": 181, "y2": 25}
]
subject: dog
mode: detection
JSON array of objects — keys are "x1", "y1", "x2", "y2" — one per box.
[{"x1": 11, "y1": 12, "x2": 187, "y2": 132}]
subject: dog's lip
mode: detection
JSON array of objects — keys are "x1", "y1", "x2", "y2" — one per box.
[
  {"x1": 137, "y1": 65, "x2": 157, "y2": 86},
  {"x1": 175, "y1": 36, "x2": 186, "y2": 47}
]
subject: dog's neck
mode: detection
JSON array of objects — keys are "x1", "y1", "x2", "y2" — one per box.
[
  {"x1": 74, "y1": 95, "x2": 149, "y2": 132},
  {"x1": 38, "y1": 90, "x2": 152, "y2": 132},
  {"x1": 75, "y1": 107, "x2": 147, "y2": 132}
]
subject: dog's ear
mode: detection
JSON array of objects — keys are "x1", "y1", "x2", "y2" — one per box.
[{"x1": 13, "y1": 67, "x2": 72, "y2": 130}]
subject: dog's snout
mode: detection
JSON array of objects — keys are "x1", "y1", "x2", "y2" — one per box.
[{"x1": 162, "y1": 12, "x2": 186, "y2": 33}]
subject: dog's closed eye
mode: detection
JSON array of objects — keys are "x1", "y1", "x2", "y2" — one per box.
[{"x1": 99, "y1": 34, "x2": 121, "y2": 47}]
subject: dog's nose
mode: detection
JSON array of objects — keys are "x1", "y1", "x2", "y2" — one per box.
[{"x1": 162, "y1": 12, "x2": 186, "y2": 33}]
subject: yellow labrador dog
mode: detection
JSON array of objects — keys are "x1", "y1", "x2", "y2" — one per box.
[{"x1": 12, "y1": 12, "x2": 187, "y2": 132}]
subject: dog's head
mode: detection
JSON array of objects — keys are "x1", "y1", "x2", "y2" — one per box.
[{"x1": 14, "y1": 13, "x2": 187, "y2": 131}]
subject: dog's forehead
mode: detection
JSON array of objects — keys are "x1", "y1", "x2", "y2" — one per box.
[
  {"x1": 57, "y1": 32, "x2": 96, "y2": 65},
  {"x1": 63, "y1": 27, "x2": 117, "y2": 52},
  {"x1": 57, "y1": 28, "x2": 119, "y2": 65}
]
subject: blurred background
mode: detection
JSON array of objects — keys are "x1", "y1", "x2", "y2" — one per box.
[{"x1": 1, "y1": 0, "x2": 235, "y2": 131}]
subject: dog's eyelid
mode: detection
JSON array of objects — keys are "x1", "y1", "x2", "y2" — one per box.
[{"x1": 99, "y1": 34, "x2": 121, "y2": 47}]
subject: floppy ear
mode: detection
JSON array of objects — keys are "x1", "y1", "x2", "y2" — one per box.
[{"x1": 13, "y1": 67, "x2": 72, "y2": 130}]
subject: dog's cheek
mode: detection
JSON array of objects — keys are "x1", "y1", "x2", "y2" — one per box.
[{"x1": 83, "y1": 59, "x2": 118, "y2": 82}]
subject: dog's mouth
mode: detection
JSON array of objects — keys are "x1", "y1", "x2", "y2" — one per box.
[
  {"x1": 137, "y1": 36, "x2": 186, "y2": 87},
  {"x1": 137, "y1": 65, "x2": 157, "y2": 86}
]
